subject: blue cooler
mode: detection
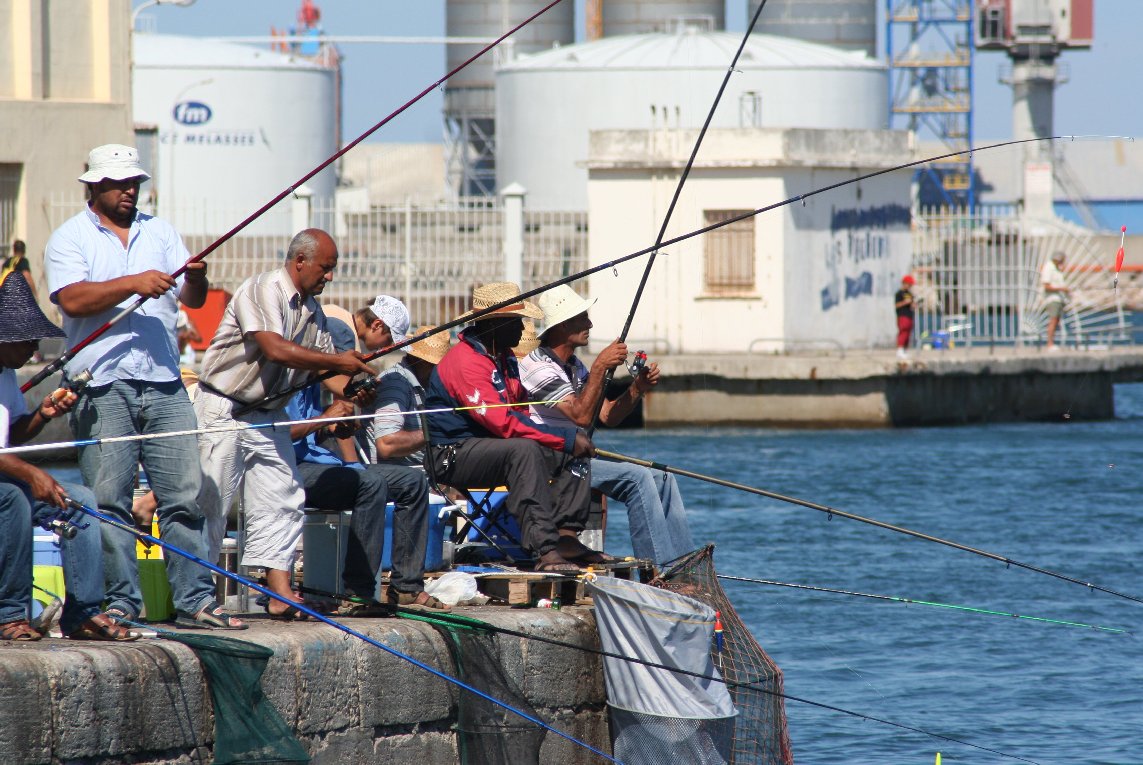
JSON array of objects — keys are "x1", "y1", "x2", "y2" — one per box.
[
  {"x1": 382, "y1": 494, "x2": 451, "y2": 572},
  {"x1": 932, "y1": 330, "x2": 950, "y2": 349},
  {"x1": 33, "y1": 533, "x2": 63, "y2": 567}
]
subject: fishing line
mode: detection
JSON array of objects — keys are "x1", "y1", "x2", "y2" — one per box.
[
  {"x1": 717, "y1": 574, "x2": 1130, "y2": 634},
  {"x1": 62, "y1": 498, "x2": 621, "y2": 765},
  {"x1": 588, "y1": 0, "x2": 773, "y2": 433},
  {"x1": 239, "y1": 134, "x2": 1132, "y2": 413},
  {"x1": 0, "y1": 398, "x2": 567, "y2": 456},
  {"x1": 21, "y1": 0, "x2": 570, "y2": 395},
  {"x1": 595, "y1": 448, "x2": 1143, "y2": 606}
]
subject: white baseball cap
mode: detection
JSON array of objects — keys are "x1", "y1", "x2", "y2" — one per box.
[
  {"x1": 369, "y1": 295, "x2": 411, "y2": 344},
  {"x1": 77, "y1": 144, "x2": 150, "y2": 184}
]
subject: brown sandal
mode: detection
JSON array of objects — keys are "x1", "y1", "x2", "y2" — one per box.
[
  {"x1": 1, "y1": 619, "x2": 43, "y2": 641},
  {"x1": 386, "y1": 590, "x2": 451, "y2": 611},
  {"x1": 66, "y1": 613, "x2": 142, "y2": 642}
]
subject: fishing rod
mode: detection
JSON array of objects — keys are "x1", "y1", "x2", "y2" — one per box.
[
  {"x1": 716, "y1": 574, "x2": 1130, "y2": 634},
  {"x1": 587, "y1": 0, "x2": 772, "y2": 433},
  {"x1": 62, "y1": 497, "x2": 620, "y2": 765},
  {"x1": 236, "y1": 134, "x2": 1120, "y2": 413},
  {"x1": 237, "y1": 133, "x2": 1127, "y2": 413},
  {"x1": 20, "y1": 0, "x2": 569, "y2": 395},
  {"x1": 595, "y1": 448, "x2": 1143, "y2": 606},
  {"x1": 0, "y1": 398, "x2": 568, "y2": 456}
]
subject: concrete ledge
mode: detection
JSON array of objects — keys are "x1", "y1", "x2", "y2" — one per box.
[{"x1": 0, "y1": 607, "x2": 609, "y2": 765}]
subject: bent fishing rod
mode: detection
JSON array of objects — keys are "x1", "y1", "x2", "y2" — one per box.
[
  {"x1": 61, "y1": 497, "x2": 620, "y2": 765},
  {"x1": 716, "y1": 574, "x2": 1130, "y2": 634},
  {"x1": 596, "y1": 448, "x2": 1143, "y2": 606},
  {"x1": 237, "y1": 133, "x2": 1127, "y2": 414},
  {"x1": 587, "y1": 0, "x2": 772, "y2": 433},
  {"x1": 21, "y1": 0, "x2": 569, "y2": 395}
]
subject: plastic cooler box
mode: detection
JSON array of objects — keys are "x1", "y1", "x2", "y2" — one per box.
[
  {"x1": 303, "y1": 495, "x2": 452, "y2": 599},
  {"x1": 137, "y1": 519, "x2": 175, "y2": 621}
]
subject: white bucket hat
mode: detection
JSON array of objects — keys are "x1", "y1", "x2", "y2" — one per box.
[
  {"x1": 77, "y1": 144, "x2": 150, "y2": 184},
  {"x1": 538, "y1": 284, "x2": 597, "y2": 337}
]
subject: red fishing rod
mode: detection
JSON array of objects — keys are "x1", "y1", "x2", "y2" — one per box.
[
  {"x1": 587, "y1": 0, "x2": 771, "y2": 431},
  {"x1": 22, "y1": 0, "x2": 568, "y2": 394}
]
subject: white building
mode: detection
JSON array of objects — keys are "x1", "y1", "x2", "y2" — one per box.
[{"x1": 585, "y1": 127, "x2": 915, "y2": 354}]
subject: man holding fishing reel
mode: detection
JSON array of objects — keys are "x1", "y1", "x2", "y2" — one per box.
[
  {"x1": 0, "y1": 272, "x2": 138, "y2": 641},
  {"x1": 44, "y1": 144, "x2": 244, "y2": 630},
  {"x1": 518, "y1": 285, "x2": 696, "y2": 566},
  {"x1": 194, "y1": 228, "x2": 374, "y2": 618}
]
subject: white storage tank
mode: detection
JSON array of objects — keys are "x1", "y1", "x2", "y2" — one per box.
[
  {"x1": 601, "y1": 0, "x2": 725, "y2": 36},
  {"x1": 750, "y1": 0, "x2": 877, "y2": 58},
  {"x1": 445, "y1": 0, "x2": 575, "y2": 90},
  {"x1": 496, "y1": 28, "x2": 887, "y2": 210},
  {"x1": 133, "y1": 33, "x2": 337, "y2": 235}
]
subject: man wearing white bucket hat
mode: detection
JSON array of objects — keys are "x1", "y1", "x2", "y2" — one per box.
[
  {"x1": 519, "y1": 284, "x2": 697, "y2": 566},
  {"x1": 44, "y1": 144, "x2": 246, "y2": 630},
  {"x1": 424, "y1": 282, "x2": 597, "y2": 573}
]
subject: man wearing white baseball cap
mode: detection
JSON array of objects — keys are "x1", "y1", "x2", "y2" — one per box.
[
  {"x1": 43, "y1": 144, "x2": 246, "y2": 629},
  {"x1": 519, "y1": 284, "x2": 697, "y2": 566}
]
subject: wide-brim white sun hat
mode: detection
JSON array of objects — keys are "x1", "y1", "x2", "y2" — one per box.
[
  {"x1": 538, "y1": 284, "x2": 597, "y2": 336},
  {"x1": 77, "y1": 144, "x2": 151, "y2": 184}
]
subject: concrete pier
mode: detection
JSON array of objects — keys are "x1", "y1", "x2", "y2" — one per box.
[
  {"x1": 0, "y1": 608, "x2": 609, "y2": 765},
  {"x1": 641, "y1": 346, "x2": 1143, "y2": 427}
]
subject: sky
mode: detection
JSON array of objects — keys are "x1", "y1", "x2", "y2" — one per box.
[{"x1": 139, "y1": 0, "x2": 1139, "y2": 145}]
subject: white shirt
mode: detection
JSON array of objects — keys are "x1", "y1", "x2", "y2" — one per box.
[
  {"x1": 44, "y1": 206, "x2": 189, "y2": 386},
  {"x1": 1041, "y1": 260, "x2": 1067, "y2": 304}
]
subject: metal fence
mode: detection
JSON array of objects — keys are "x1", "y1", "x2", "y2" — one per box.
[
  {"x1": 912, "y1": 205, "x2": 1131, "y2": 348},
  {"x1": 48, "y1": 195, "x2": 589, "y2": 327}
]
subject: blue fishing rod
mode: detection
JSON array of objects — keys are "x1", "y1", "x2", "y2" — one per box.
[{"x1": 61, "y1": 497, "x2": 621, "y2": 765}]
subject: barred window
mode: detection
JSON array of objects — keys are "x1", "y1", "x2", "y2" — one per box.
[{"x1": 703, "y1": 210, "x2": 755, "y2": 292}]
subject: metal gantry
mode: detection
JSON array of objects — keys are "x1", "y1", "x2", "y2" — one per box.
[{"x1": 886, "y1": 0, "x2": 975, "y2": 207}]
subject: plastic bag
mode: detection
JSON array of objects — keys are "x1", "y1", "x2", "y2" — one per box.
[{"x1": 424, "y1": 571, "x2": 480, "y2": 606}]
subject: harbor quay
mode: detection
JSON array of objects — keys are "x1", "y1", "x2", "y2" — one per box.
[
  {"x1": 635, "y1": 346, "x2": 1143, "y2": 428},
  {"x1": 0, "y1": 608, "x2": 609, "y2": 765}
]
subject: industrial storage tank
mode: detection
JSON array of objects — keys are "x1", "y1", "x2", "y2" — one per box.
[
  {"x1": 750, "y1": 0, "x2": 877, "y2": 58},
  {"x1": 133, "y1": 33, "x2": 337, "y2": 235},
  {"x1": 496, "y1": 27, "x2": 888, "y2": 210},
  {"x1": 600, "y1": 0, "x2": 725, "y2": 36},
  {"x1": 445, "y1": 0, "x2": 575, "y2": 196}
]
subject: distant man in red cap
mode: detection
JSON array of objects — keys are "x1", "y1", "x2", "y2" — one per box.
[{"x1": 895, "y1": 274, "x2": 917, "y2": 360}]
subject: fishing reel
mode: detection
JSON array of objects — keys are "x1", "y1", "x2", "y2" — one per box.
[
  {"x1": 51, "y1": 369, "x2": 92, "y2": 404},
  {"x1": 625, "y1": 350, "x2": 648, "y2": 378},
  {"x1": 343, "y1": 374, "x2": 380, "y2": 400},
  {"x1": 38, "y1": 505, "x2": 90, "y2": 540}
]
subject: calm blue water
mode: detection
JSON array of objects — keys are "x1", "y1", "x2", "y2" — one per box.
[
  {"x1": 48, "y1": 385, "x2": 1143, "y2": 764},
  {"x1": 594, "y1": 384, "x2": 1143, "y2": 765}
]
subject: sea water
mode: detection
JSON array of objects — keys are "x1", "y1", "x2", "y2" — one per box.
[
  {"x1": 47, "y1": 384, "x2": 1142, "y2": 763},
  {"x1": 595, "y1": 383, "x2": 1143, "y2": 764}
]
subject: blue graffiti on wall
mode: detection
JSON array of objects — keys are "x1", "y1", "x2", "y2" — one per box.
[{"x1": 818, "y1": 204, "x2": 907, "y2": 312}]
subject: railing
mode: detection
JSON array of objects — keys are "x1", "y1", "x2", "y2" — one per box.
[
  {"x1": 47, "y1": 194, "x2": 589, "y2": 329},
  {"x1": 748, "y1": 338, "x2": 846, "y2": 357}
]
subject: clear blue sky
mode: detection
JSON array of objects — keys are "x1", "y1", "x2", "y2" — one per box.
[{"x1": 140, "y1": 0, "x2": 1137, "y2": 144}]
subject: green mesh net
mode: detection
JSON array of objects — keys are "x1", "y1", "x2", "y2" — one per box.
[
  {"x1": 659, "y1": 545, "x2": 795, "y2": 765},
  {"x1": 164, "y1": 632, "x2": 310, "y2": 765}
]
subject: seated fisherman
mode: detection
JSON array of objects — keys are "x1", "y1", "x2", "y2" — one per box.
[
  {"x1": 349, "y1": 301, "x2": 448, "y2": 609},
  {"x1": 0, "y1": 272, "x2": 138, "y2": 641},
  {"x1": 422, "y1": 282, "x2": 598, "y2": 572},
  {"x1": 518, "y1": 284, "x2": 696, "y2": 565}
]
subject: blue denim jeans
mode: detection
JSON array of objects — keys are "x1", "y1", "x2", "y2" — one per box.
[
  {"x1": 0, "y1": 478, "x2": 104, "y2": 634},
  {"x1": 589, "y1": 459, "x2": 696, "y2": 565},
  {"x1": 70, "y1": 380, "x2": 215, "y2": 616}
]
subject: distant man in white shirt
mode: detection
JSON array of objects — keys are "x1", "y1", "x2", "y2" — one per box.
[{"x1": 1041, "y1": 252, "x2": 1070, "y2": 351}]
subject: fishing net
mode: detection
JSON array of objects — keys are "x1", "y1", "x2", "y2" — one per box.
[
  {"x1": 430, "y1": 621, "x2": 546, "y2": 764},
  {"x1": 163, "y1": 632, "x2": 310, "y2": 765},
  {"x1": 588, "y1": 577, "x2": 737, "y2": 765},
  {"x1": 659, "y1": 545, "x2": 794, "y2": 765}
]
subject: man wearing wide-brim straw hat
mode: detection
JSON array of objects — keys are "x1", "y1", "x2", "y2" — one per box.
[
  {"x1": 0, "y1": 272, "x2": 139, "y2": 641},
  {"x1": 519, "y1": 283, "x2": 697, "y2": 566},
  {"x1": 422, "y1": 282, "x2": 599, "y2": 572}
]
